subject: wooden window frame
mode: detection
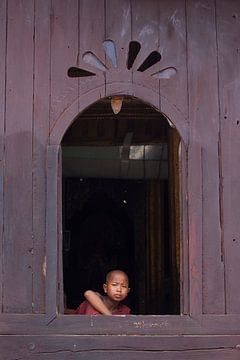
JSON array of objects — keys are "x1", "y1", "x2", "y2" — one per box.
[
  {"x1": 46, "y1": 138, "x2": 197, "y2": 333},
  {"x1": 45, "y1": 137, "x2": 203, "y2": 335}
]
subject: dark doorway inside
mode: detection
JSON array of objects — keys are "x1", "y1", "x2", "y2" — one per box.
[
  {"x1": 61, "y1": 96, "x2": 180, "y2": 315},
  {"x1": 63, "y1": 179, "x2": 138, "y2": 313}
]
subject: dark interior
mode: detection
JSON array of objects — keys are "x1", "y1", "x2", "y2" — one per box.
[{"x1": 61, "y1": 97, "x2": 180, "y2": 315}]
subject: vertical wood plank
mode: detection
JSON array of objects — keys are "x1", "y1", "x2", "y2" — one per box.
[
  {"x1": 106, "y1": 0, "x2": 131, "y2": 69},
  {"x1": 168, "y1": 128, "x2": 181, "y2": 314},
  {"x1": 186, "y1": 0, "x2": 225, "y2": 314},
  {"x1": 159, "y1": 0, "x2": 188, "y2": 137},
  {"x1": 79, "y1": 0, "x2": 105, "y2": 58},
  {"x1": 217, "y1": 0, "x2": 240, "y2": 313},
  {"x1": 46, "y1": 145, "x2": 60, "y2": 321},
  {"x1": 105, "y1": 0, "x2": 131, "y2": 86},
  {"x1": 3, "y1": 0, "x2": 34, "y2": 312},
  {"x1": 131, "y1": 0, "x2": 159, "y2": 71},
  {"x1": 131, "y1": 0, "x2": 160, "y2": 106},
  {"x1": 188, "y1": 143, "x2": 203, "y2": 316},
  {"x1": 57, "y1": 147, "x2": 63, "y2": 314},
  {"x1": 0, "y1": 0, "x2": 7, "y2": 312},
  {"x1": 78, "y1": 0, "x2": 105, "y2": 98},
  {"x1": 32, "y1": 0, "x2": 51, "y2": 313},
  {"x1": 50, "y1": 0, "x2": 79, "y2": 131},
  {"x1": 179, "y1": 142, "x2": 189, "y2": 314}
]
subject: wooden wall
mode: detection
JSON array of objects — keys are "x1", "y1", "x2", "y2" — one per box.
[{"x1": 1, "y1": 0, "x2": 240, "y2": 358}]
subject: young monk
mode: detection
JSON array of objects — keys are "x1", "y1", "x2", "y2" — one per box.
[{"x1": 75, "y1": 269, "x2": 130, "y2": 315}]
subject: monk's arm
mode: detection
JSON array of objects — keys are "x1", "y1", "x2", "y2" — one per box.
[{"x1": 84, "y1": 290, "x2": 112, "y2": 315}]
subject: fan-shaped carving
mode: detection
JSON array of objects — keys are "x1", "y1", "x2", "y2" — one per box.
[{"x1": 67, "y1": 39, "x2": 177, "y2": 80}]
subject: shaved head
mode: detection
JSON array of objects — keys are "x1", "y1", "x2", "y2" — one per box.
[{"x1": 105, "y1": 270, "x2": 129, "y2": 285}]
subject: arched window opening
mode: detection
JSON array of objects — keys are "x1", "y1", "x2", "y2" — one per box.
[{"x1": 61, "y1": 96, "x2": 181, "y2": 315}]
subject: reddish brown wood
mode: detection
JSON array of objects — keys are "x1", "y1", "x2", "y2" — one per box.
[
  {"x1": 186, "y1": 0, "x2": 225, "y2": 314},
  {"x1": 131, "y1": 0, "x2": 159, "y2": 100},
  {"x1": 131, "y1": 0, "x2": 159, "y2": 71},
  {"x1": 57, "y1": 147, "x2": 63, "y2": 314},
  {"x1": 1, "y1": 333, "x2": 240, "y2": 351},
  {"x1": 106, "y1": 0, "x2": 131, "y2": 70},
  {"x1": 0, "y1": 0, "x2": 7, "y2": 313},
  {"x1": 217, "y1": 0, "x2": 240, "y2": 314},
  {"x1": 0, "y1": 313, "x2": 240, "y2": 335},
  {"x1": 188, "y1": 143, "x2": 203, "y2": 316},
  {"x1": 1, "y1": 4, "x2": 240, "y2": 360},
  {"x1": 50, "y1": 86, "x2": 105, "y2": 145},
  {"x1": 46, "y1": 145, "x2": 61, "y2": 322},
  {"x1": 105, "y1": 0, "x2": 131, "y2": 87},
  {"x1": 32, "y1": 0, "x2": 51, "y2": 314},
  {"x1": 78, "y1": 0, "x2": 106, "y2": 98},
  {"x1": 50, "y1": 0, "x2": 79, "y2": 131},
  {"x1": 159, "y1": 0, "x2": 188, "y2": 141},
  {"x1": 0, "y1": 333, "x2": 240, "y2": 360},
  {"x1": 179, "y1": 143, "x2": 189, "y2": 314},
  {"x1": 3, "y1": 0, "x2": 34, "y2": 313},
  {"x1": 79, "y1": 0, "x2": 105, "y2": 60}
]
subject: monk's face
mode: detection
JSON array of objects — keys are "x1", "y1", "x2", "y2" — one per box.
[{"x1": 103, "y1": 271, "x2": 130, "y2": 302}]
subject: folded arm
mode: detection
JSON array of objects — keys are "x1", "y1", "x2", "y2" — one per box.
[{"x1": 84, "y1": 290, "x2": 112, "y2": 315}]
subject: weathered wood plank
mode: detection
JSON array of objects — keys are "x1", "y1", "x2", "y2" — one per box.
[
  {"x1": 188, "y1": 143, "x2": 203, "y2": 316},
  {"x1": 131, "y1": 0, "x2": 159, "y2": 71},
  {"x1": 3, "y1": 0, "x2": 34, "y2": 313},
  {"x1": 131, "y1": 0, "x2": 159, "y2": 100},
  {"x1": 32, "y1": 0, "x2": 51, "y2": 314},
  {"x1": 78, "y1": 0, "x2": 105, "y2": 98},
  {"x1": 105, "y1": 0, "x2": 131, "y2": 87},
  {"x1": 1, "y1": 314, "x2": 240, "y2": 335},
  {"x1": 0, "y1": 334, "x2": 240, "y2": 360},
  {"x1": 57, "y1": 147, "x2": 63, "y2": 314},
  {"x1": 79, "y1": 0, "x2": 105, "y2": 60},
  {"x1": 216, "y1": 0, "x2": 240, "y2": 314},
  {"x1": 106, "y1": 0, "x2": 131, "y2": 69},
  {"x1": 179, "y1": 142, "x2": 189, "y2": 314},
  {"x1": 0, "y1": 0, "x2": 7, "y2": 313},
  {"x1": 50, "y1": 87, "x2": 105, "y2": 145},
  {"x1": 50, "y1": 0, "x2": 79, "y2": 131},
  {"x1": 46, "y1": 145, "x2": 61, "y2": 322},
  {"x1": 187, "y1": 0, "x2": 225, "y2": 314},
  {"x1": 159, "y1": 0, "x2": 188, "y2": 144},
  {"x1": 1, "y1": 0, "x2": 240, "y2": 337}
]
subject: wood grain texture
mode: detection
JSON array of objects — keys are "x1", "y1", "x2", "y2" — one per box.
[
  {"x1": 179, "y1": 142, "x2": 189, "y2": 314},
  {"x1": 0, "y1": 333, "x2": 240, "y2": 360},
  {"x1": 105, "y1": 0, "x2": 131, "y2": 86},
  {"x1": 131, "y1": 0, "x2": 159, "y2": 71},
  {"x1": 32, "y1": 0, "x2": 51, "y2": 314},
  {"x1": 216, "y1": 0, "x2": 240, "y2": 314},
  {"x1": 50, "y1": 0, "x2": 79, "y2": 131},
  {"x1": 1, "y1": 313, "x2": 240, "y2": 335},
  {"x1": 1, "y1": 0, "x2": 240, "y2": 346},
  {"x1": 131, "y1": 0, "x2": 159, "y2": 100},
  {"x1": 78, "y1": 0, "x2": 105, "y2": 98},
  {"x1": 188, "y1": 143, "x2": 203, "y2": 316},
  {"x1": 159, "y1": 0, "x2": 188, "y2": 144},
  {"x1": 106, "y1": 0, "x2": 131, "y2": 69},
  {"x1": 186, "y1": 0, "x2": 225, "y2": 314},
  {"x1": 50, "y1": 86, "x2": 105, "y2": 145},
  {"x1": 46, "y1": 146, "x2": 61, "y2": 322},
  {"x1": 0, "y1": 0, "x2": 7, "y2": 313},
  {"x1": 3, "y1": 0, "x2": 34, "y2": 313},
  {"x1": 79, "y1": 0, "x2": 105, "y2": 58}
]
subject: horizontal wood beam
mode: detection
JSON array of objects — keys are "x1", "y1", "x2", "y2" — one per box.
[
  {"x1": 0, "y1": 334, "x2": 240, "y2": 360},
  {"x1": 1, "y1": 314, "x2": 240, "y2": 336}
]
